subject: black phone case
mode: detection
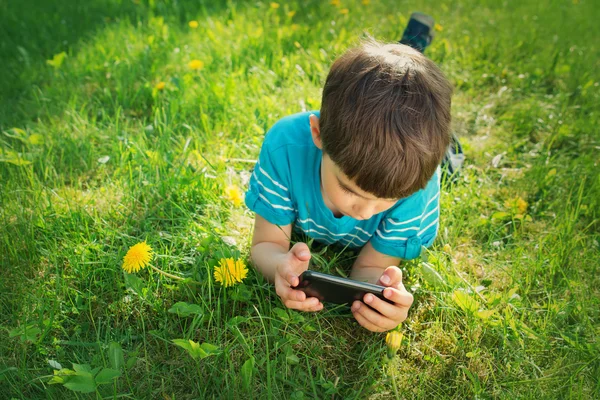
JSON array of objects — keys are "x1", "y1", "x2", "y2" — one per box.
[{"x1": 292, "y1": 270, "x2": 394, "y2": 305}]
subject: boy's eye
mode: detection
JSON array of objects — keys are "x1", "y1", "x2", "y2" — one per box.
[{"x1": 339, "y1": 184, "x2": 354, "y2": 195}]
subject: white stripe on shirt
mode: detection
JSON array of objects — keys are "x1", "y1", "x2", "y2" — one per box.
[
  {"x1": 418, "y1": 217, "x2": 439, "y2": 237},
  {"x1": 297, "y1": 218, "x2": 369, "y2": 244},
  {"x1": 385, "y1": 192, "x2": 440, "y2": 226},
  {"x1": 258, "y1": 164, "x2": 289, "y2": 192},
  {"x1": 252, "y1": 171, "x2": 292, "y2": 202},
  {"x1": 258, "y1": 193, "x2": 295, "y2": 211},
  {"x1": 375, "y1": 229, "x2": 409, "y2": 241}
]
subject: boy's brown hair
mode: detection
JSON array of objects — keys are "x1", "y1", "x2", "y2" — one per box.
[{"x1": 319, "y1": 38, "x2": 453, "y2": 199}]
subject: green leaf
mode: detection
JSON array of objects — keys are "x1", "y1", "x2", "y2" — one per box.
[
  {"x1": 9, "y1": 324, "x2": 41, "y2": 342},
  {"x1": 108, "y1": 342, "x2": 125, "y2": 370},
  {"x1": 172, "y1": 339, "x2": 220, "y2": 360},
  {"x1": 48, "y1": 368, "x2": 75, "y2": 384},
  {"x1": 452, "y1": 290, "x2": 480, "y2": 314},
  {"x1": 168, "y1": 302, "x2": 203, "y2": 317},
  {"x1": 289, "y1": 312, "x2": 305, "y2": 324},
  {"x1": 200, "y1": 343, "x2": 220, "y2": 356},
  {"x1": 0, "y1": 149, "x2": 32, "y2": 166},
  {"x1": 62, "y1": 373, "x2": 96, "y2": 393},
  {"x1": 226, "y1": 316, "x2": 248, "y2": 328},
  {"x1": 72, "y1": 363, "x2": 92, "y2": 374},
  {"x1": 419, "y1": 262, "x2": 447, "y2": 287},
  {"x1": 273, "y1": 307, "x2": 289, "y2": 322},
  {"x1": 124, "y1": 273, "x2": 145, "y2": 295},
  {"x1": 231, "y1": 285, "x2": 252, "y2": 302},
  {"x1": 3, "y1": 127, "x2": 27, "y2": 141},
  {"x1": 241, "y1": 356, "x2": 255, "y2": 389},
  {"x1": 27, "y1": 134, "x2": 44, "y2": 145},
  {"x1": 286, "y1": 354, "x2": 300, "y2": 365},
  {"x1": 95, "y1": 368, "x2": 121, "y2": 385},
  {"x1": 475, "y1": 310, "x2": 495, "y2": 320},
  {"x1": 126, "y1": 354, "x2": 138, "y2": 370},
  {"x1": 46, "y1": 51, "x2": 67, "y2": 68},
  {"x1": 491, "y1": 211, "x2": 510, "y2": 221}
]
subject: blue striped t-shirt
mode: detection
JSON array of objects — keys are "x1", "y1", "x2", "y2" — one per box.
[{"x1": 244, "y1": 111, "x2": 440, "y2": 260}]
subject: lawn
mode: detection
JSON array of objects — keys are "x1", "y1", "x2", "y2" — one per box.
[{"x1": 1, "y1": 0, "x2": 599, "y2": 398}]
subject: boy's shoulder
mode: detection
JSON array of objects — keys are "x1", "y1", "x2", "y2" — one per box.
[
  {"x1": 262, "y1": 110, "x2": 318, "y2": 152},
  {"x1": 385, "y1": 168, "x2": 440, "y2": 216}
]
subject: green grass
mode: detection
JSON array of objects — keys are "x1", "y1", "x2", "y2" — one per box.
[{"x1": 1, "y1": 0, "x2": 599, "y2": 398}]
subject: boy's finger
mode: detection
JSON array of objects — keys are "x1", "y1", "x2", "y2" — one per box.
[
  {"x1": 362, "y1": 293, "x2": 404, "y2": 320},
  {"x1": 276, "y1": 284, "x2": 306, "y2": 302},
  {"x1": 284, "y1": 297, "x2": 322, "y2": 312},
  {"x1": 383, "y1": 287, "x2": 414, "y2": 307},
  {"x1": 352, "y1": 308, "x2": 385, "y2": 332},
  {"x1": 352, "y1": 301, "x2": 397, "y2": 331},
  {"x1": 289, "y1": 242, "x2": 311, "y2": 262},
  {"x1": 287, "y1": 272, "x2": 300, "y2": 287},
  {"x1": 378, "y1": 266, "x2": 403, "y2": 287}
]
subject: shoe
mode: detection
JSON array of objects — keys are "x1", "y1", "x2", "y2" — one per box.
[{"x1": 399, "y1": 12, "x2": 435, "y2": 53}]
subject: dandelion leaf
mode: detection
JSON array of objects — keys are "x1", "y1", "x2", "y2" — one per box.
[
  {"x1": 108, "y1": 342, "x2": 125, "y2": 370},
  {"x1": 63, "y1": 373, "x2": 95, "y2": 393},
  {"x1": 419, "y1": 262, "x2": 447, "y2": 287},
  {"x1": 168, "y1": 301, "x2": 203, "y2": 317},
  {"x1": 241, "y1": 356, "x2": 255, "y2": 389},
  {"x1": 95, "y1": 368, "x2": 121, "y2": 385},
  {"x1": 452, "y1": 290, "x2": 480, "y2": 314}
]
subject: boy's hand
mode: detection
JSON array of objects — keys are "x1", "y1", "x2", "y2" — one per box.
[
  {"x1": 274, "y1": 242, "x2": 324, "y2": 312},
  {"x1": 351, "y1": 266, "x2": 413, "y2": 332}
]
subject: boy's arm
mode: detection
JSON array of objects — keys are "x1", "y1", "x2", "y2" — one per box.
[
  {"x1": 250, "y1": 214, "x2": 323, "y2": 312},
  {"x1": 350, "y1": 241, "x2": 402, "y2": 284},
  {"x1": 250, "y1": 214, "x2": 292, "y2": 282}
]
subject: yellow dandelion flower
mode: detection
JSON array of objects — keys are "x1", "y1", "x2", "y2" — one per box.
[
  {"x1": 443, "y1": 243, "x2": 452, "y2": 253},
  {"x1": 291, "y1": 24, "x2": 299, "y2": 31},
  {"x1": 434, "y1": 23, "x2": 443, "y2": 32},
  {"x1": 122, "y1": 241, "x2": 153, "y2": 273},
  {"x1": 362, "y1": 0, "x2": 370, "y2": 5},
  {"x1": 225, "y1": 185, "x2": 243, "y2": 207},
  {"x1": 188, "y1": 59, "x2": 204, "y2": 70},
  {"x1": 516, "y1": 197, "x2": 527, "y2": 214},
  {"x1": 287, "y1": 10, "x2": 296, "y2": 18},
  {"x1": 504, "y1": 196, "x2": 528, "y2": 214},
  {"x1": 330, "y1": 0, "x2": 340, "y2": 6},
  {"x1": 340, "y1": 8, "x2": 349, "y2": 14},
  {"x1": 189, "y1": 20, "x2": 199, "y2": 28},
  {"x1": 386, "y1": 330, "x2": 403, "y2": 352},
  {"x1": 214, "y1": 258, "x2": 248, "y2": 287},
  {"x1": 270, "y1": 2, "x2": 280, "y2": 8},
  {"x1": 155, "y1": 81, "x2": 166, "y2": 90}
]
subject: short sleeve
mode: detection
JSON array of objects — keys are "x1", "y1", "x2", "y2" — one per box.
[
  {"x1": 371, "y1": 169, "x2": 441, "y2": 260},
  {"x1": 244, "y1": 140, "x2": 297, "y2": 226}
]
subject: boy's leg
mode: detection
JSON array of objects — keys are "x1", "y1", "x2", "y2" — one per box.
[{"x1": 399, "y1": 12, "x2": 435, "y2": 53}]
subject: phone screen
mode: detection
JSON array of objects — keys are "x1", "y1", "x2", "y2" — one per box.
[{"x1": 292, "y1": 270, "x2": 393, "y2": 305}]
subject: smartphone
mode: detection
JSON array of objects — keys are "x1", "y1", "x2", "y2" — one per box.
[{"x1": 292, "y1": 270, "x2": 394, "y2": 306}]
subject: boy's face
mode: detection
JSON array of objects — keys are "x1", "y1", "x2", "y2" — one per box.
[
  {"x1": 320, "y1": 154, "x2": 398, "y2": 220},
  {"x1": 310, "y1": 113, "x2": 398, "y2": 220}
]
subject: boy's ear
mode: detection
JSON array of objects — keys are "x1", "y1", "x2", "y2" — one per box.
[{"x1": 309, "y1": 114, "x2": 323, "y2": 149}]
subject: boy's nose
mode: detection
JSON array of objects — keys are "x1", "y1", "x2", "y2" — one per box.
[{"x1": 355, "y1": 208, "x2": 374, "y2": 220}]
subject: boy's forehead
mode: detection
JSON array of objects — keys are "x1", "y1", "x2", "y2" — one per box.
[{"x1": 330, "y1": 160, "x2": 381, "y2": 201}]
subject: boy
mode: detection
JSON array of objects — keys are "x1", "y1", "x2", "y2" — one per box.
[{"x1": 245, "y1": 37, "x2": 452, "y2": 333}]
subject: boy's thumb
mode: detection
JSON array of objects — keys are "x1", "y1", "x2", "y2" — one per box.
[{"x1": 290, "y1": 242, "x2": 311, "y2": 261}]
